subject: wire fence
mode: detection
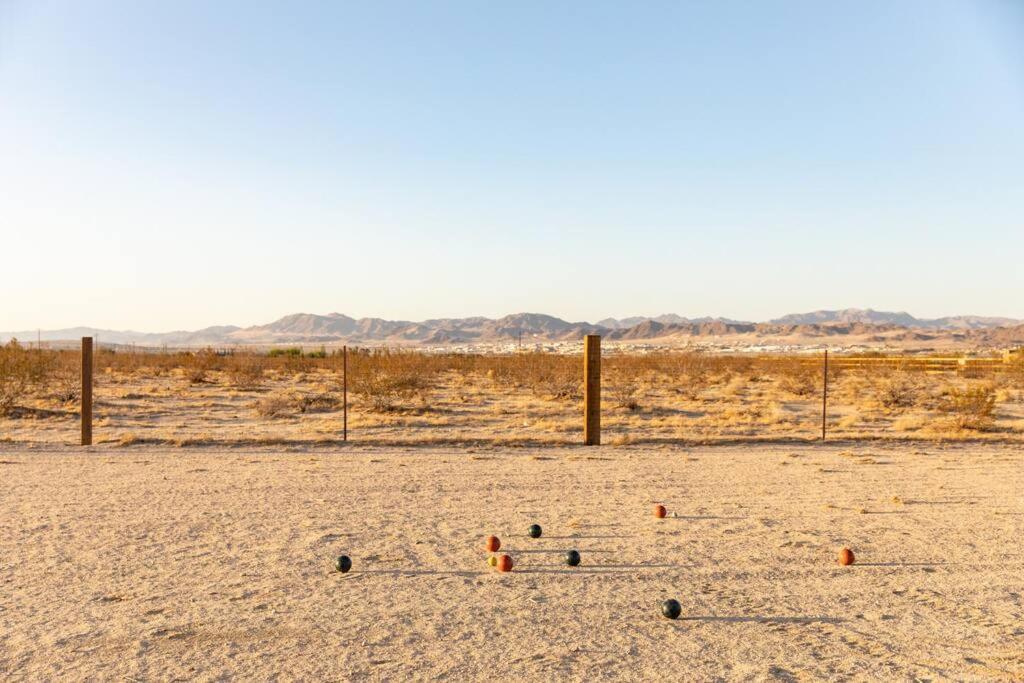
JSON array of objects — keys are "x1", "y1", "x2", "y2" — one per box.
[{"x1": 2, "y1": 341, "x2": 1023, "y2": 447}]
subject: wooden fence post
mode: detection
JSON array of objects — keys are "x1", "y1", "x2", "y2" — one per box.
[
  {"x1": 584, "y1": 335, "x2": 601, "y2": 445},
  {"x1": 81, "y1": 337, "x2": 93, "y2": 446},
  {"x1": 821, "y1": 349, "x2": 828, "y2": 441},
  {"x1": 343, "y1": 345, "x2": 348, "y2": 442}
]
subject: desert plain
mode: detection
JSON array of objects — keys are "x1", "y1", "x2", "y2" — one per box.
[
  {"x1": 3, "y1": 347, "x2": 1023, "y2": 446},
  {"x1": 1, "y1": 442, "x2": 1022, "y2": 681},
  {"x1": 2, "y1": 347, "x2": 1024, "y2": 680}
]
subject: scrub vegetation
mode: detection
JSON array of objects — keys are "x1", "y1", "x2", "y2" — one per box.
[{"x1": 1, "y1": 343, "x2": 1021, "y2": 445}]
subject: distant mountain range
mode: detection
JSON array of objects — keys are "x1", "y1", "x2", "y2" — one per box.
[
  {"x1": 768, "y1": 308, "x2": 1019, "y2": 330},
  {"x1": 2, "y1": 309, "x2": 1022, "y2": 348},
  {"x1": 596, "y1": 315, "x2": 749, "y2": 329}
]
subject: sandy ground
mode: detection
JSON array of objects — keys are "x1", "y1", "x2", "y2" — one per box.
[{"x1": 1, "y1": 442, "x2": 1022, "y2": 681}]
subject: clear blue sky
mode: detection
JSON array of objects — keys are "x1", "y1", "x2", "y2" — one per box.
[{"x1": 2, "y1": 1, "x2": 1022, "y2": 331}]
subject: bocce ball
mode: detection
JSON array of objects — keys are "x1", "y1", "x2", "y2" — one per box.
[
  {"x1": 488, "y1": 555, "x2": 498, "y2": 567},
  {"x1": 335, "y1": 555, "x2": 352, "y2": 573},
  {"x1": 565, "y1": 550, "x2": 581, "y2": 567},
  {"x1": 838, "y1": 548, "x2": 855, "y2": 566},
  {"x1": 497, "y1": 554, "x2": 514, "y2": 572},
  {"x1": 654, "y1": 504, "x2": 667, "y2": 519},
  {"x1": 661, "y1": 599, "x2": 682, "y2": 620},
  {"x1": 528, "y1": 524, "x2": 542, "y2": 539},
  {"x1": 486, "y1": 535, "x2": 501, "y2": 552}
]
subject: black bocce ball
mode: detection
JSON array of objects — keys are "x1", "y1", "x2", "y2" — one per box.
[
  {"x1": 528, "y1": 524, "x2": 542, "y2": 539},
  {"x1": 661, "y1": 599, "x2": 682, "y2": 620},
  {"x1": 335, "y1": 555, "x2": 352, "y2": 573},
  {"x1": 565, "y1": 550, "x2": 581, "y2": 567}
]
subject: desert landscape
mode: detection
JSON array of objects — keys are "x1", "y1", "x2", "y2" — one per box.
[
  {"x1": 5, "y1": 1, "x2": 1022, "y2": 679},
  {"x1": 2, "y1": 342, "x2": 1023, "y2": 679},
  {"x1": 1, "y1": 340, "x2": 1023, "y2": 447}
]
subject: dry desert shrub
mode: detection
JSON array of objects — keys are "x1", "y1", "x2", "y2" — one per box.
[
  {"x1": 673, "y1": 382, "x2": 704, "y2": 401},
  {"x1": 893, "y1": 415, "x2": 928, "y2": 432},
  {"x1": 0, "y1": 340, "x2": 50, "y2": 415},
  {"x1": 666, "y1": 364, "x2": 712, "y2": 400},
  {"x1": 527, "y1": 361, "x2": 581, "y2": 402},
  {"x1": 296, "y1": 393, "x2": 341, "y2": 413},
  {"x1": 226, "y1": 354, "x2": 266, "y2": 390},
  {"x1": 538, "y1": 375, "x2": 581, "y2": 402},
  {"x1": 939, "y1": 385, "x2": 997, "y2": 431},
  {"x1": 118, "y1": 432, "x2": 142, "y2": 446},
  {"x1": 47, "y1": 353, "x2": 81, "y2": 403},
  {"x1": 721, "y1": 373, "x2": 748, "y2": 397},
  {"x1": 763, "y1": 401, "x2": 794, "y2": 425},
  {"x1": 478, "y1": 353, "x2": 581, "y2": 401},
  {"x1": 718, "y1": 403, "x2": 766, "y2": 423},
  {"x1": 352, "y1": 370, "x2": 430, "y2": 412},
  {"x1": 664, "y1": 355, "x2": 712, "y2": 397},
  {"x1": 1007, "y1": 357, "x2": 1024, "y2": 388},
  {"x1": 833, "y1": 371, "x2": 871, "y2": 399},
  {"x1": 254, "y1": 391, "x2": 342, "y2": 418},
  {"x1": 183, "y1": 349, "x2": 217, "y2": 385},
  {"x1": 778, "y1": 370, "x2": 819, "y2": 397},
  {"x1": 876, "y1": 375, "x2": 918, "y2": 410},
  {"x1": 606, "y1": 372, "x2": 647, "y2": 411},
  {"x1": 985, "y1": 373, "x2": 1020, "y2": 403},
  {"x1": 254, "y1": 395, "x2": 294, "y2": 418}
]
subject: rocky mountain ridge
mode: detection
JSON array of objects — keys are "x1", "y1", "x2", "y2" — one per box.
[{"x1": 3, "y1": 309, "x2": 1022, "y2": 348}]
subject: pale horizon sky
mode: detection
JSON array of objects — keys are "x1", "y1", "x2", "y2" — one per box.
[{"x1": 2, "y1": 1, "x2": 1023, "y2": 332}]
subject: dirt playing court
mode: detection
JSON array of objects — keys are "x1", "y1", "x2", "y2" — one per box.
[{"x1": 2, "y1": 442, "x2": 1022, "y2": 680}]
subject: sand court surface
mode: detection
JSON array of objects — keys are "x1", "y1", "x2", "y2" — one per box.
[{"x1": 1, "y1": 442, "x2": 1022, "y2": 680}]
